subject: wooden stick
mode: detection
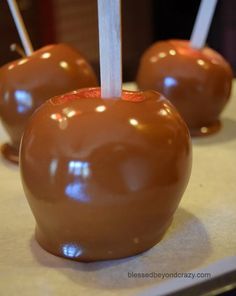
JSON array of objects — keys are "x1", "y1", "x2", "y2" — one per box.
[
  {"x1": 10, "y1": 43, "x2": 26, "y2": 57},
  {"x1": 97, "y1": 0, "x2": 122, "y2": 98},
  {"x1": 7, "y1": 0, "x2": 33, "y2": 56},
  {"x1": 190, "y1": 0, "x2": 218, "y2": 49}
]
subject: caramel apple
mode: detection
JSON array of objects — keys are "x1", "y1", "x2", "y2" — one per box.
[
  {"x1": 20, "y1": 87, "x2": 192, "y2": 262},
  {"x1": 136, "y1": 40, "x2": 233, "y2": 136},
  {"x1": 0, "y1": 44, "x2": 98, "y2": 163}
]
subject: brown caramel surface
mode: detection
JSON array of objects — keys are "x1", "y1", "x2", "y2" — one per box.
[
  {"x1": 20, "y1": 88, "x2": 192, "y2": 262},
  {"x1": 137, "y1": 40, "x2": 233, "y2": 136},
  {"x1": 0, "y1": 44, "x2": 98, "y2": 163}
]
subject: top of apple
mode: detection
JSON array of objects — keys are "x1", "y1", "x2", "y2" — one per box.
[
  {"x1": 50, "y1": 87, "x2": 150, "y2": 106},
  {"x1": 169, "y1": 39, "x2": 230, "y2": 66},
  {"x1": 0, "y1": 43, "x2": 95, "y2": 72}
]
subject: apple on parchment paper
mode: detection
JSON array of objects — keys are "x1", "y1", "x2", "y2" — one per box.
[
  {"x1": 20, "y1": 87, "x2": 192, "y2": 262},
  {"x1": 137, "y1": 40, "x2": 233, "y2": 137}
]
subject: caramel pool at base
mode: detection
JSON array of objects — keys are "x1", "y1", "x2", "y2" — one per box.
[
  {"x1": 137, "y1": 39, "x2": 233, "y2": 136},
  {"x1": 20, "y1": 87, "x2": 192, "y2": 262},
  {"x1": 0, "y1": 43, "x2": 98, "y2": 164}
]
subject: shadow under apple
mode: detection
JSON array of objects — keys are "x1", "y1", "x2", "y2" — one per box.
[
  {"x1": 193, "y1": 117, "x2": 236, "y2": 145},
  {"x1": 30, "y1": 207, "x2": 211, "y2": 290}
]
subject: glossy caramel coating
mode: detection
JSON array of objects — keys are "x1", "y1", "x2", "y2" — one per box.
[
  {"x1": 0, "y1": 44, "x2": 98, "y2": 163},
  {"x1": 137, "y1": 40, "x2": 233, "y2": 136},
  {"x1": 20, "y1": 88, "x2": 192, "y2": 262}
]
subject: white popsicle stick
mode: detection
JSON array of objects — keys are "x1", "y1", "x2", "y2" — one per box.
[
  {"x1": 7, "y1": 0, "x2": 33, "y2": 56},
  {"x1": 190, "y1": 0, "x2": 218, "y2": 49},
  {"x1": 98, "y1": 0, "x2": 122, "y2": 98}
]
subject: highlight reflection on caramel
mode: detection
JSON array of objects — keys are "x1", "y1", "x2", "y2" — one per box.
[
  {"x1": 137, "y1": 40, "x2": 233, "y2": 136},
  {"x1": 20, "y1": 87, "x2": 192, "y2": 262},
  {"x1": 0, "y1": 44, "x2": 98, "y2": 163}
]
